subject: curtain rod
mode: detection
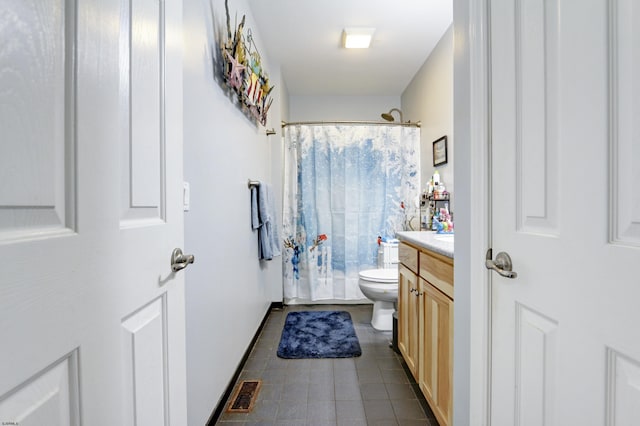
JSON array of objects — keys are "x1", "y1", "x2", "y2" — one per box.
[{"x1": 281, "y1": 120, "x2": 421, "y2": 128}]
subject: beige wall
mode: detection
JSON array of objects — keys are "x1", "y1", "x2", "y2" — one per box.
[{"x1": 402, "y1": 25, "x2": 454, "y2": 210}]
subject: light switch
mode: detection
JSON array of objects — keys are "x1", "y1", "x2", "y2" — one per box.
[{"x1": 183, "y1": 182, "x2": 190, "y2": 211}]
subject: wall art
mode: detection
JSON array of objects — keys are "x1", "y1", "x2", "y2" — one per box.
[
  {"x1": 432, "y1": 135, "x2": 448, "y2": 166},
  {"x1": 220, "y1": 0, "x2": 274, "y2": 126}
]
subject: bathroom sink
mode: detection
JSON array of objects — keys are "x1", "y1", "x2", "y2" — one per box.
[{"x1": 434, "y1": 234, "x2": 454, "y2": 243}]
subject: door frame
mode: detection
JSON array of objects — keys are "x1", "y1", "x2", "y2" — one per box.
[{"x1": 453, "y1": 0, "x2": 492, "y2": 425}]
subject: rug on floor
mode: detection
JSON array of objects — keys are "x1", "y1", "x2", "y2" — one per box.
[{"x1": 276, "y1": 310, "x2": 362, "y2": 359}]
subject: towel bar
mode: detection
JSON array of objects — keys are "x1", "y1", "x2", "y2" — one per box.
[{"x1": 248, "y1": 179, "x2": 260, "y2": 188}]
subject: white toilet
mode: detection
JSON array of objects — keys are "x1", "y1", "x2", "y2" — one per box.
[{"x1": 358, "y1": 242, "x2": 399, "y2": 331}]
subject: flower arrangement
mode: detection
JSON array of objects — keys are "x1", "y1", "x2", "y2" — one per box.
[
  {"x1": 309, "y1": 234, "x2": 328, "y2": 252},
  {"x1": 284, "y1": 236, "x2": 302, "y2": 279},
  {"x1": 400, "y1": 200, "x2": 418, "y2": 231},
  {"x1": 220, "y1": 0, "x2": 274, "y2": 126}
]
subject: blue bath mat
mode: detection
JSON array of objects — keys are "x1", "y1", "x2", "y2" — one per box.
[{"x1": 277, "y1": 311, "x2": 362, "y2": 359}]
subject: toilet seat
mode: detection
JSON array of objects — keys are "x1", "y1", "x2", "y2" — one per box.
[{"x1": 358, "y1": 268, "x2": 398, "y2": 283}]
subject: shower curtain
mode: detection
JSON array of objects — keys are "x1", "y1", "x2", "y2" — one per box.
[{"x1": 282, "y1": 124, "x2": 420, "y2": 302}]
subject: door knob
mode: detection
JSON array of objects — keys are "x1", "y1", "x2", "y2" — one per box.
[
  {"x1": 171, "y1": 248, "x2": 195, "y2": 272},
  {"x1": 485, "y1": 248, "x2": 517, "y2": 279}
]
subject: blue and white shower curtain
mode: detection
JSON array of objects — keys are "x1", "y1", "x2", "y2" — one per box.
[{"x1": 282, "y1": 124, "x2": 420, "y2": 301}]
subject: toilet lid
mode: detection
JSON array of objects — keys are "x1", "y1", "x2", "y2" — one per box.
[{"x1": 359, "y1": 268, "x2": 398, "y2": 283}]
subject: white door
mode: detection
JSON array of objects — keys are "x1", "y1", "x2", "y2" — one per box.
[
  {"x1": 489, "y1": 0, "x2": 640, "y2": 424},
  {"x1": 0, "y1": 1, "x2": 187, "y2": 425}
]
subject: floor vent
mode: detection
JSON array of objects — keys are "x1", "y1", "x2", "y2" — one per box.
[{"x1": 226, "y1": 380, "x2": 262, "y2": 413}]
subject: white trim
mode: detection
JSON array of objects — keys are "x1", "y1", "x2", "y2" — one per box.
[
  {"x1": 284, "y1": 298, "x2": 372, "y2": 305},
  {"x1": 453, "y1": 0, "x2": 492, "y2": 425},
  {"x1": 471, "y1": 0, "x2": 492, "y2": 424}
]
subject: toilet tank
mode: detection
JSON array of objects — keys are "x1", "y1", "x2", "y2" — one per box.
[{"x1": 377, "y1": 242, "x2": 399, "y2": 269}]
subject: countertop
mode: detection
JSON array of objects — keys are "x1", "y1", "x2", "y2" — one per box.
[{"x1": 395, "y1": 231, "x2": 454, "y2": 259}]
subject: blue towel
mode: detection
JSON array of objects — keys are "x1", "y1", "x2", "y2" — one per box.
[
  {"x1": 252, "y1": 183, "x2": 281, "y2": 260},
  {"x1": 250, "y1": 187, "x2": 260, "y2": 230}
]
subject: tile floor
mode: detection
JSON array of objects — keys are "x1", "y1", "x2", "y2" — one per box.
[{"x1": 216, "y1": 304, "x2": 438, "y2": 425}]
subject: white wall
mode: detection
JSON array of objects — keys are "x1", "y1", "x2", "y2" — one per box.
[
  {"x1": 401, "y1": 25, "x2": 454, "y2": 209},
  {"x1": 289, "y1": 95, "x2": 400, "y2": 122},
  {"x1": 183, "y1": 0, "x2": 285, "y2": 424}
]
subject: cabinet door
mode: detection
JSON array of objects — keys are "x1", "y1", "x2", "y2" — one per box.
[
  {"x1": 398, "y1": 263, "x2": 420, "y2": 378},
  {"x1": 419, "y1": 278, "x2": 453, "y2": 426}
]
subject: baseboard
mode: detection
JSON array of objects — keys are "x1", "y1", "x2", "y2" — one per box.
[
  {"x1": 205, "y1": 302, "x2": 278, "y2": 425},
  {"x1": 284, "y1": 298, "x2": 373, "y2": 305},
  {"x1": 398, "y1": 357, "x2": 438, "y2": 423}
]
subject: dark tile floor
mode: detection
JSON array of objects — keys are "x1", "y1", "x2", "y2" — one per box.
[{"x1": 217, "y1": 304, "x2": 438, "y2": 425}]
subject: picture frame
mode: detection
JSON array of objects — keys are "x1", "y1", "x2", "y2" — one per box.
[{"x1": 432, "y1": 136, "x2": 448, "y2": 166}]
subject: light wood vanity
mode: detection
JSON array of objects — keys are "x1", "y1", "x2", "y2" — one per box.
[{"x1": 397, "y1": 232, "x2": 453, "y2": 426}]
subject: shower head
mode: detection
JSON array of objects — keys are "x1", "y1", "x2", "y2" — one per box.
[{"x1": 381, "y1": 108, "x2": 404, "y2": 123}]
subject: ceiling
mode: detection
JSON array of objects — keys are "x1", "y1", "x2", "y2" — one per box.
[{"x1": 246, "y1": 0, "x2": 453, "y2": 97}]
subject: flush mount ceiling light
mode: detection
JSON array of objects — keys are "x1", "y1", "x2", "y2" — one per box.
[{"x1": 342, "y1": 27, "x2": 375, "y2": 49}]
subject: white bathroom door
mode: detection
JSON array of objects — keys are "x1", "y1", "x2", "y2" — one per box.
[
  {"x1": 489, "y1": 0, "x2": 640, "y2": 425},
  {"x1": 0, "y1": 0, "x2": 187, "y2": 425}
]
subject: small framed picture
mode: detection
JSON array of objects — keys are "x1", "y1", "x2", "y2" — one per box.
[{"x1": 432, "y1": 136, "x2": 448, "y2": 166}]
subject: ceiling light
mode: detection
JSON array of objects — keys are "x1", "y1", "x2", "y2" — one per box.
[{"x1": 342, "y1": 28, "x2": 375, "y2": 49}]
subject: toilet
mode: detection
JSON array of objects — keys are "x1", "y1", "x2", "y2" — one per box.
[{"x1": 358, "y1": 242, "x2": 399, "y2": 331}]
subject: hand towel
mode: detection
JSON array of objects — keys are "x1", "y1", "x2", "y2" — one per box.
[
  {"x1": 256, "y1": 183, "x2": 281, "y2": 260},
  {"x1": 264, "y1": 184, "x2": 281, "y2": 258},
  {"x1": 250, "y1": 186, "x2": 260, "y2": 230}
]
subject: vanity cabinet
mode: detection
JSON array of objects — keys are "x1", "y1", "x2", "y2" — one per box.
[
  {"x1": 398, "y1": 263, "x2": 419, "y2": 376},
  {"x1": 398, "y1": 241, "x2": 453, "y2": 426},
  {"x1": 398, "y1": 243, "x2": 419, "y2": 377}
]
